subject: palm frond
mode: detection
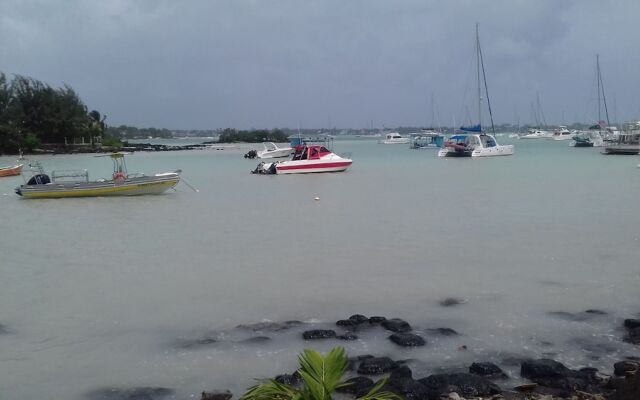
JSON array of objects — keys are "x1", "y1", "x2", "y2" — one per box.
[
  {"x1": 297, "y1": 347, "x2": 348, "y2": 400},
  {"x1": 356, "y1": 378, "x2": 402, "y2": 400},
  {"x1": 241, "y1": 379, "x2": 302, "y2": 400}
]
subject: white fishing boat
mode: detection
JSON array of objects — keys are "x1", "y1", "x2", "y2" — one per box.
[
  {"x1": 15, "y1": 153, "x2": 180, "y2": 199},
  {"x1": 438, "y1": 25, "x2": 514, "y2": 158},
  {"x1": 379, "y1": 132, "x2": 410, "y2": 144},
  {"x1": 257, "y1": 142, "x2": 293, "y2": 159},
  {"x1": 252, "y1": 145, "x2": 352, "y2": 174}
]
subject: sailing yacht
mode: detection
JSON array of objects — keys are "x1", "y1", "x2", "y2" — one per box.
[
  {"x1": 438, "y1": 25, "x2": 513, "y2": 158},
  {"x1": 572, "y1": 55, "x2": 612, "y2": 148}
]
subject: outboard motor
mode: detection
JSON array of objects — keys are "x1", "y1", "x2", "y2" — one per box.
[
  {"x1": 244, "y1": 150, "x2": 258, "y2": 159},
  {"x1": 27, "y1": 174, "x2": 51, "y2": 185}
]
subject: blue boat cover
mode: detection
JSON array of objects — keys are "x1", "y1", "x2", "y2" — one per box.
[{"x1": 460, "y1": 124, "x2": 481, "y2": 132}]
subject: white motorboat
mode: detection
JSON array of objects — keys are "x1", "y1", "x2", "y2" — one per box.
[
  {"x1": 552, "y1": 126, "x2": 574, "y2": 141},
  {"x1": 520, "y1": 128, "x2": 553, "y2": 139},
  {"x1": 256, "y1": 142, "x2": 293, "y2": 159},
  {"x1": 379, "y1": 132, "x2": 410, "y2": 144},
  {"x1": 252, "y1": 145, "x2": 352, "y2": 174},
  {"x1": 438, "y1": 133, "x2": 514, "y2": 157}
]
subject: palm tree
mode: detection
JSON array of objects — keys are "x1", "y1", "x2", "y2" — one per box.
[{"x1": 240, "y1": 347, "x2": 401, "y2": 400}]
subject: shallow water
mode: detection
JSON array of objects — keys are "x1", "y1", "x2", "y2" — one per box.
[{"x1": 1, "y1": 138, "x2": 639, "y2": 399}]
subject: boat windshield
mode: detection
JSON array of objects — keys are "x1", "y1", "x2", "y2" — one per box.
[{"x1": 479, "y1": 135, "x2": 496, "y2": 148}]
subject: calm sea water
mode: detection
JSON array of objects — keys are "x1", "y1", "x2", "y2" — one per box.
[{"x1": 1, "y1": 137, "x2": 639, "y2": 399}]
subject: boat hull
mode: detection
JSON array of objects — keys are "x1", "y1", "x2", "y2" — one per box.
[
  {"x1": 602, "y1": 146, "x2": 640, "y2": 155},
  {"x1": 275, "y1": 160, "x2": 352, "y2": 174},
  {"x1": 257, "y1": 149, "x2": 293, "y2": 159},
  {"x1": 0, "y1": 164, "x2": 23, "y2": 177},
  {"x1": 16, "y1": 174, "x2": 180, "y2": 199},
  {"x1": 472, "y1": 144, "x2": 514, "y2": 157}
]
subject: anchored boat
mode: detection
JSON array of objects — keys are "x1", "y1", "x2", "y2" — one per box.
[
  {"x1": 0, "y1": 164, "x2": 23, "y2": 177},
  {"x1": 15, "y1": 153, "x2": 180, "y2": 199},
  {"x1": 252, "y1": 144, "x2": 352, "y2": 174},
  {"x1": 438, "y1": 25, "x2": 513, "y2": 158},
  {"x1": 256, "y1": 142, "x2": 294, "y2": 159}
]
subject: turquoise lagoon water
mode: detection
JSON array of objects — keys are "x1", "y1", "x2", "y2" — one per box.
[{"x1": 1, "y1": 137, "x2": 639, "y2": 399}]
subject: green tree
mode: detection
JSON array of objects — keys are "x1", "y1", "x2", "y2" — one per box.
[{"x1": 241, "y1": 347, "x2": 400, "y2": 400}]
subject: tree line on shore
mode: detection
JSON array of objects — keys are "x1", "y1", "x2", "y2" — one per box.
[
  {"x1": 0, "y1": 72, "x2": 106, "y2": 154},
  {"x1": 217, "y1": 128, "x2": 289, "y2": 143}
]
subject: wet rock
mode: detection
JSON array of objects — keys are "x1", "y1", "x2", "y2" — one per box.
[
  {"x1": 469, "y1": 362, "x2": 508, "y2": 379},
  {"x1": 337, "y1": 333, "x2": 359, "y2": 341},
  {"x1": 624, "y1": 319, "x2": 640, "y2": 329},
  {"x1": 427, "y1": 328, "x2": 459, "y2": 336},
  {"x1": 201, "y1": 390, "x2": 232, "y2": 400},
  {"x1": 389, "y1": 333, "x2": 426, "y2": 347},
  {"x1": 521, "y1": 359, "x2": 571, "y2": 379},
  {"x1": 520, "y1": 359, "x2": 603, "y2": 395},
  {"x1": 86, "y1": 387, "x2": 174, "y2": 400},
  {"x1": 418, "y1": 372, "x2": 501, "y2": 399},
  {"x1": 624, "y1": 320, "x2": 640, "y2": 344},
  {"x1": 614, "y1": 361, "x2": 640, "y2": 376},
  {"x1": 357, "y1": 357, "x2": 398, "y2": 375},
  {"x1": 302, "y1": 329, "x2": 336, "y2": 340},
  {"x1": 439, "y1": 297, "x2": 467, "y2": 307},
  {"x1": 336, "y1": 376, "x2": 374, "y2": 397},
  {"x1": 336, "y1": 319, "x2": 358, "y2": 327},
  {"x1": 349, "y1": 314, "x2": 369, "y2": 324},
  {"x1": 610, "y1": 371, "x2": 640, "y2": 400},
  {"x1": 275, "y1": 372, "x2": 301, "y2": 386},
  {"x1": 381, "y1": 318, "x2": 412, "y2": 333},
  {"x1": 237, "y1": 320, "x2": 302, "y2": 332},
  {"x1": 385, "y1": 366, "x2": 429, "y2": 400},
  {"x1": 368, "y1": 316, "x2": 387, "y2": 324}
]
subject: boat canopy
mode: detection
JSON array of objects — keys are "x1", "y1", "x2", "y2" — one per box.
[
  {"x1": 460, "y1": 124, "x2": 481, "y2": 132},
  {"x1": 291, "y1": 145, "x2": 332, "y2": 161}
]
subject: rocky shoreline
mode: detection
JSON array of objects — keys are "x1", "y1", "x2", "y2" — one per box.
[
  {"x1": 71, "y1": 311, "x2": 640, "y2": 400},
  {"x1": 3, "y1": 141, "x2": 224, "y2": 156}
]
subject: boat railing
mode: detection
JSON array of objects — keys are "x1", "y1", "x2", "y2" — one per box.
[
  {"x1": 338, "y1": 152, "x2": 352, "y2": 159},
  {"x1": 51, "y1": 169, "x2": 89, "y2": 183}
]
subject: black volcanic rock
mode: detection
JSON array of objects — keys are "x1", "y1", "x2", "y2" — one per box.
[
  {"x1": 614, "y1": 361, "x2": 640, "y2": 376},
  {"x1": 520, "y1": 359, "x2": 603, "y2": 395},
  {"x1": 469, "y1": 362, "x2": 508, "y2": 379},
  {"x1": 357, "y1": 357, "x2": 398, "y2": 375},
  {"x1": 368, "y1": 316, "x2": 387, "y2": 324},
  {"x1": 337, "y1": 333, "x2": 359, "y2": 341},
  {"x1": 275, "y1": 372, "x2": 301, "y2": 386},
  {"x1": 381, "y1": 318, "x2": 412, "y2": 333},
  {"x1": 302, "y1": 330, "x2": 336, "y2": 340},
  {"x1": 385, "y1": 366, "x2": 429, "y2": 400},
  {"x1": 389, "y1": 333, "x2": 426, "y2": 347},
  {"x1": 439, "y1": 297, "x2": 466, "y2": 307},
  {"x1": 418, "y1": 372, "x2": 501, "y2": 399},
  {"x1": 349, "y1": 314, "x2": 369, "y2": 324},
  {"x1": 426, "y1": 327, "x2": 458, "y2": 336}
]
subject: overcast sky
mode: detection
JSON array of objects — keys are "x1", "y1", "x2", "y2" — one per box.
[{"x1": 1, "y1": 0, "x2": 639, "y2": 129}]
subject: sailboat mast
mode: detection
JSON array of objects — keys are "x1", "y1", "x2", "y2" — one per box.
[
  {"x1": 476, "y1": 23, "x2": 482, "y2": 131},
  {"x1": 597, "y1": 54, "x2": 601, "y2": 123}
]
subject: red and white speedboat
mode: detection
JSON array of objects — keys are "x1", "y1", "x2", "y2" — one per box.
[{"x1": 252, "y1": 145, "x2": 352, "y2": 174}]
